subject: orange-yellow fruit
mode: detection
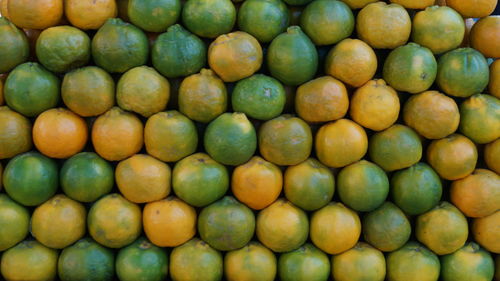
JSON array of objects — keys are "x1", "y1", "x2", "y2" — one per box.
[
  {"x1": 473, "y1": 211, "x2": 500, "y2": 254},
  {"x1": 446, "y1": 0, "x2": 498, "y2": 18},
  {"x1": 65, "y1": 0, "x2": 118, "y2": 30},
  {"x1": 489, "y1": 59, "x2": 500, "y2": 98},
  {"x1": 470, "y1": 16, "x2": 500, "y2": 59},
  {"x1": 390, "y1": 0, "x2": 434, "y2": 9},
  {"x1": 484, "y1": 138, "x2": 500, "y2": 174},
  {"x1": 7, "y1": 0, "x2": 63, "y2": 29},
  {"x1": 0, "y1": 106, "x2": 32, "y2": 159}
]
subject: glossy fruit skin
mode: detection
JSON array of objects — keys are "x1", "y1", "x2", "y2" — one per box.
[
  {"x1": 403, "y1": 91, "x2": 459, "y2": 140},
  {"x1": 295, "y1": 76, "x2": 349, "y2": 123},
  {"x1": 143, "y1": 196, "x2": 197, "y2": 247},
  {"x1": 340, "y1": 0, "x2": 377, "y2": 9},
  {"x1": 116, "y1": 237, "x2": 169, "y2": 281},
  {"x1": 198, "y1": 196, "x2": 255, "y2": 251},
  {"x1": 152, "y1": 24, "x2": 206, "y2": 78},
  {"x1": 437, "y1": 48, "x2": 490, "y2": 98},
  {"x1": 386, "y1": 241, "x2": 440, "y2": 281},
  {"x1": 284, "y1": 158, "x2": 334, "y2": 211},
  {"x1": 65, "y1": 0, "x2": 117, "y2": 30},
  {"x1": 7, "y1": 0, "x2": 63, "y2": 30},
  {"x1": 172, "y1": 153, "x2": 229, "y2": 207},
  {"x1": 300, "y1": 0, "x2": 354, "y2": 46},
  {"x1": 390, "y1": 0, "x2": 434, "y2": 9},
  {"x1": 0, "y1": 106, "x2": 32, "y2": 159},
  {"x1": 256, "y1": 199, "x2": 309, "y2": 253},
  {"x1": 416, "y1": 201, "x2": 469, "y2": 255},
  {"x1": 411, "y1": 6, "x2": 465, "y2": 54},
  {"x1": 446, "y1": 0, "x2": 497, "y2": 18},
  {"x1": 92, "y1": 18, "x2": 149, "y2": 73},
  {"x1": 204, "y1": 112, "x2": 257, "y2": 166},
  {"x1": 356, "y1": 2, "x2": 411, "y2": 49},
  {"x1": 310, "y1": 202, "x2": 361, "y2": 255},
  {"x1": 362, "y1": 202, "x2": 411, "y2": 252},
  {"x1": 145, "y1": 111, "x2": 198, "y2": 162},
  {"x1": 117, "y1": 66, "x2": 170, "y2": 117},
  {"x1": 258, "y1": 115, "x2": 312, "y2": 166},
  {"x1": 88, "y1": 193, "x2": 142, "y2": 248},
  {"x1": 58, "y1": 238, "x2": 115, "y2": 281},
  {"x1": 3, "y1": 152, "x2": 58, "y2": 206},
  {"x1": 225, "y1": 241, "x2": 277, "y2": 281},
  {"x1": 232, "y1": 74, "x2": 286, "y2": 120},
  {"x1": 279, "y1": 243, "x2": 330, "y2": 281},
  {"x1": 128, "y1": 0, "x2": 181, "y2": 32},
  {"x1": 450, "y1": 169, "x2": 500, "y2": 218},
  {"x1": 182, "y1": 0, "x2": 236, "y2": 38},
  {"x1": 0, "y1": 17, "x2": 29, "y2": 73},
  {"x1": 267, "y1": 26, "x2": 318, "y2": 86},
  {"x1": 349, "y1": 79, "x2": 399, "y2": 131},
  {"x1": 62, "y1": 66, "x2": 115, "y2": 117},
  {"x1": 315, "y1": 119, "x2": 368, "y2": 168},
  {"x1": 441, "y1": 242, "x2": 495, "y2": 281},
  {"x1": 470, "y1": 16, "x2": 500, "y2": 59},
  {"x1": 369, "y1": 124, "x2": 422, "y2": 172},
  {"x1": 331, "y1": 242, "x2": 386, "y2": 281},
  {"x1": 283, "y1": 0, "x2": 313, "y2": 6},
  {"x1": 383, "y1": 43, "x2": 437, "y2": 94},
  {"x1": 237, "y1": 0, "x2": 289, "y2": 43},
  {"x1": 178, "y1": 68, "x2": 227, "y2": 123},
  {"x1": 0, "y1": 240, "x2": 58, "y2": 281},
  {"x1": 473, "y1": 211, "x2": 500, "y2": 253},
  {"x1": 459, "y1": 94, "x2": 500, "y2": 144},
  {"x1": 484, "y1": 138, "x2": 500, "y2": 174},
  {"x1": 4, "y1": 62, "x2": 60, "y2": 117},
  {"x1": 427, "y1": 134, "x2": 478, "y2": 180},
  {"x1": 0, "y1": 194, "x2": 29, "y2": 251},
  {"x1": 489, "y1": 59, "x2": 500, "y2": 98},
  {"x1": 169, "y1": 238, "x2": 223, "y2": 281}
]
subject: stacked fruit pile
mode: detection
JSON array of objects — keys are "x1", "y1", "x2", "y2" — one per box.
[{"x1": 0, "y1": 0, "x2": 499, "y2": 280}]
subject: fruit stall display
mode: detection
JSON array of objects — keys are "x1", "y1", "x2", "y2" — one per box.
[{"x1": 0, "y1": 0, "x2": 499, "y2": 280}]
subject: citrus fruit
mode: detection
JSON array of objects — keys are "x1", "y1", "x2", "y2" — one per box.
[
  {"x1": 143, "y1": 196, "x2": 197, "y2": 247},
  {"x1": 339, "y1": 0, "x2": 377, "y2": 9},
  {"x1": 152, "y1": 24, "x2": 206, "y2": 78},
  {"x1": 416, "y1": 201, "x2": 469, "y2": 255},
  {"x1": 237, "y1": 0, "x2": 289, "y2": 43},
  {"x1": 470, "y1": 16, "x2": 500, "y2": 59},
  {"x1": 33, "y1": 108, "x2": 88, "y2": 159},
  {"x1": 390, "y1": 0, "x2": 434, "y2": 9},
  {"x1": 315, "y1": 119, "x2": 368, "y2": 168},
  {"x1": 427, "y1": 134, "x2": 478, "y2": 180},
  {"x1": 4, "y1": 62, "x2": 60, "y2": 117},
  {"x1": 489, "y1": 59, "x2": 500, "y2": 98},
  {"x1": 324, "y1": 38, "x2": 377, "y2": 88},
  {"x1": 58, "y1": 238, "x2": 115, "y2": 281},
  {"x1": 310, "y1": 202, "x2": 361, "y2": 255},
  {"x1": 331, "y1": 242, "x2": 386, "y2": 281},
  {"x1": 116, "y1": 237, "x2": 169, "y2": 281},
  {"x1": 117, "y1": 66, "x2": 170, "y2": 117},
  {"x1": 386, "y1": 242, "x2": 440, "y2": 281},
  {"x1": 267, "y1": 26, "x2": 318, "y2": 86},
  {"x1": 62, "y1": 66, "x2": 115, "y2": 117},
  {"x1": 172, "y1": 153, "x2": 229, "y2": 207},
  {"x1": 178, "y1": 68, "x2": 227, "y2": 123},
  {"x1": 446, "y1": 0, "x2": 498, "y2": 18},
  {"x1": 232, "y1": 74, "x2": 286, "y2": 120},
  {"x1": 225, "y1": 242, "x2": 276, "y2": 281},
  {"x1": 284, "y1": 158, "x2": 334, "y2": 211},
  {"x1": 182, "y1": 0, "x2": 236, "y2": 38},
  {"x1": 295, "y1": 76, "x2": 349, "y2": 123},
  {"x1": 383, "y1": 43, "x2": 437, "y2": 94},
  {"x1": 256, "y1": 199, "x2": 309, "y2": 253},
  {"x1": 0, "y1": 17, "x2": 29, "y2": 74},
  {"x1": 368, "y1": 124, "x2": 423, "y2": 172},
  {"x1": 144, "y1": 111, "x2": 198, "y2": 162},
  {"x1": 88, "y1": 193, "x2": 142, "y2": 248},
  {"x1": 484, "y1": 138, "x2": 500, "y2": 174},
  {"x1": 278, "y1": 243, "x2": 330, "y2": 281},
  {"x1": 473, "y1": 211, "x2": 500, "y2": 254},
  {"x1": 0, "y1": 106, "x2": 32, "y2": 159},
  {"x1": 258, "y1": 115, "x2": 312, "y2": 166},
  {"x1": 91, "y1": 107, "x2": 144, "y2": 161},
  {"x1": 169, "y1": 238, "x2": 223, "y2": 281},
  {"x1": 300, "y1": 0, "x2": 354, "y2": 46},
  {"x1": 459, "y1": 94, "x2": 500, "y2": 144},
  {"x1": 231, "y1": 156, "x2": 283, "y2": 210},
  {"x1": 128, "y1": 0, "x2": 181, "y2": 32},
  {"x1": 65, "y1": 0, "x2": 117, "y2": 30},
  {"x1": 3, "y1": 152, "x2": 58, "y2": 206},
  {"x1": 441, "y1": 242, "x2": 495, "y2": 281},
  {"x1": 7, "y1": 0, "x2": 63, "y2": 29},
  {"x1": 337, "y1": 160, "x2": 389, "y2": 212},
  {"x1": 0, "y1": 194, "x2": 29, "y2": 251}
]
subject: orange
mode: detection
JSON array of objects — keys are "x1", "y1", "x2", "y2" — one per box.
[
  {"x1": 315, "y1": 119, "x2": 368, "y2": 168},
  {"x1": 340, "y1": 0, "x2": 377, "y2": 9},
  {"x1": 349, "y1": 79, "x2": 400, "y2": 131},
  {"x1": 473, "y1": 211, "x2": 500, "y2": 253},
  {"x1": 331, "y1": 242, "x2": 386, "y2": 281},
  {"x1": 450, "y1": 169, "x2": 500, "y2": 218},
  {"x1": 224, "y1": 241, "x2": 277, "y2": 281},
  {"x1": 484, "y1": 138, "x2": 500, "y2": 174},
  {"x1": 1, "y1": 0, "x2": 10, "y2": 19},
  {"x1": 143, "y1": 196, "x2": 197, "y2": 247},
  {"x1": 470, "y1": 16, "x2": 500, "y2": 59},
  {"x1": 92, "y1": 107, "x2": 144, "y2": 161},
  {"x1": 65, "y1": 0, "x2": 118, "y2": 30},
  {"x1": 116, "y1": 154, "x2": 171, "y2": 203},
  {"x1": 295, "y1": 76, "x2": 349, "y2": 123},
  {"x1": 390, "y1": 0, "x2": 434, "y2": 9},
  {"x1": 33, "y1": 108, "x2": 88, "y2": 159},
  {"x1": 0, "y1": 106, "x2": 32, "y2": 159},
  {"x1": 31, "y1": 194, "x2": 86, "y2": 249},
  {"x1": 489, "y1": 59, "x2": 500, "y2": 98},
  {"x1": 446, "y1": 0, "x2": 497, "y2": 18},
  {"x1": 7, "y1": 0, "x2": 63, "y2": 29},
  {"x1": 231, "y1": 156, "x2": 283, "y2": 210},
  {"x1": 0, "y1": 75, "x2": 4, "y2": 105},
  {"x1": 325, "y1": 38, "x2": 377, "y2": 88}
]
